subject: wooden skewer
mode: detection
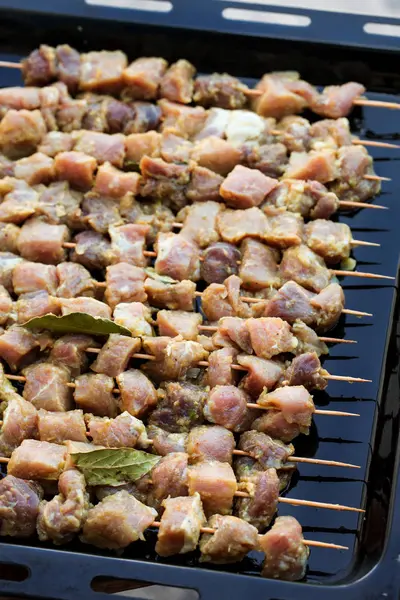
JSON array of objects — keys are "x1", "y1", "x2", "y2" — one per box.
[
  {"x1": 0, "y1": 456, "x2": 363, "y2": 513},
  {"x1": 364, "y1": 174, "x2": 390, "y2": 182},
  {"x1": 354, "y1": 97, "x2": 400, "y2": 110},
  {"x1": 339, "y1": 200, "x2": 387, "y2": 210},
  {"x1": 269, "y1": 128, "x2": 400, "y2": 150}
]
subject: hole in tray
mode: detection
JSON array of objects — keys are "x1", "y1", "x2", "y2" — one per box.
[
  {"x1": 91, "y1": 577, "x2": 199, "y2": 599},
  {"x1": 84, "y1": 0, "x2": 173, "y2": 13},
  {"x1": 222, "y1": 7, "x2": 311, "y2": 27},
  {"x1": 364, "y1": 22, "x2": 400, "y2": 38},
  {"x1": 0, "y1": 563, "x2": 30, "y2": 582}
]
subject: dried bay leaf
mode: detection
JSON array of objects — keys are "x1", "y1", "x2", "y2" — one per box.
[{"x1": 23, "y1": 312, "x2": 131, "y2": 337}]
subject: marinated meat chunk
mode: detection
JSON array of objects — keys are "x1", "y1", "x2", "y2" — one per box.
[
  {"x1": 144, "y1": 278, "x2": 196, "y2": 311},
  {"x1": 225, "y1": 110, "x2": 269, "y2": 145},
  {"x1": 178, "y1": 201, "x2": 222, "y2": 249},
  {"x1": 0, "y1": 182, "x2": 39, "y2": 226},
  {"x1": 81, "y1": 193, "x2": 123, "y2": 234},
  {"x1": 187, "y1": 426, "x2": 235, "y2": 464},
  {"x1": 113, "y1": 304, "x2": 151, "y2": 339},
  {"x1": 81, "y1": 491, "x2": 157, "y2": 550},
  {"x1": 147, "y1": 452, "x2": 188, "y2": 510},
  {"x1": 207, "y1": 347, "x2": 237, "y2": 389},
  {"x1": 0, "y1": 326, "x2": 43, "y2": 370},
  {"x1": 280, "y1": 245, "x2": 331, "y2": 293},
  {"x1": 239, "y1": 431, "x2": 294, "y2": 469},
  {"x1": 204, "y1": 385, "x2": 254, "y2": 432},
  {"x1": 191, "y1": 137, "x2": 242, "y2": 176},
  {"x1": 0, "y1": 223, "x2": 20, "y2": 254},
  {"x1": 160, "y1": 131, "x2": 193, "y2": 163},
  {"x1": 91, "y1": 335, "x2": 141, "y2": 378},
  {"x1": 17, "y1": 290, "x2": 61, "y2": 323},
  {"x1": 70, "y1": 230, "x2": 114, "y2": 270},
  {"x1": 267, "y1": 211, "x2": 304, "y2": 249},
  {"x1": 49, "y1": 334, "x2": 94, "y2": 377},
  {"x1": 125, "y1": 131, "x2": 161, "y2": 165},
  {"x1": 8, "y1": 439, "x2": 67, "y2": 480},
  {"x1": 56, "y1": 99, "x2": 87, "y2": 133},
  {"x1": 238, "y1": 355, "x2": 285, "y2": 397},
  {"x1": 22, "y1": 362, "x2": 73, "y2": 412},
  {"x1": 215, "y1": 317, "x2": 252, "y2": 353},
  {"x1": 0, "y1": 396, "x2": 38, "y2": 457},
  {"x1": 140, "y1": 155, "x2": 190, "y2": 210},
  {"x1": 193, "y1": 73, "x2": 249, "y2": 109},
  {"x1": 186, "y1": 165, "x2": 223, "y2": 203},
  {"x1": 37, "y1": 409, "x2": 86, "y2": 444},
  {"x1": 87, "y1": 412, "x2": 148, "y2": 448},
  {"x1": 0, "y1": 252, "x2": 24, "y2": 292},
  {"x1": 109, "y1": 224, "x2": 150, "y2": 267},
  {"x1": 80, "y1": 50, "x2": 127, "y2": 93},
  {"x1": 217, "y1": 207, "x2": 270, "y2": 244},
  {"x1": 14, "y1": 153, "x2": 55, "y2": 186},
  {"x1": 123, "y1": 57, "x2": 167, "y2": 100},
  {"x1": 105, "y1": 263, "x2": 147, "y2": 309},
  {"x1": 309, "y1": 117, "x2": 352, "y2": 150},
  {"x1": 200, "y1": 514, "x2": 258, "y2": 564},
  {"x1": 73, "y1": 130, "x2": 125, "y2": 168},
  {"x1": 13, "y1": 262, "x2": 57, "y2": 296},
  {"x1": 203, "y1": 275, "x2": 251, "y2": 322},
  {"x1": 54, "y1": 151, "x2": 97, "y2": 191},
  {"x1": 305, "y1": 219, "x2": 351, "y2": 264},
  {"x1": 18, "y1": 218, "x2": 69, "y2": 264},
  {"x1": 94, "y1": 482, "x2": 148, "y2": 505},
  {"x1": 252, "y1": 410, "x2": 302, "y2": 443},
  {"x1": 292, "y1": 321, "x2": 328, "y2": 356},
  {"x1": 60, "y1": 297, "x2": 111, "y2": 319},
  {"x1": 188, "y1": 460, "x2": 237, "y2": 517},
  {"x1": 262, "y1": 281, "x2": 315, "y2": 325},
  {"x1": 22, "y1": 44, "x2": 57, "y2": 86},
  {"x1": 239, "y1": 239, "x2": 280, "y2": 290},
  {"x1": 155, "y1": 232, "x2": 200, "y2": 282},
  {"x1": 37, "y1": 181, "x2": 82, "y2": 229},
  {"x1": 220, "y1": 165, "x2": 278, "y2": 209},
  {"x1": 310, "y1": 282, "x2": 344, "y2": 332},
  {"x1": 201, "y1": 242, "x2": 240, "y2": 284},
  {"x1": 276, "y1": 116, "x2": 310, "y2": 153},
  {"x1": 143, "y1": 338, "x2": 208, "y2": 383},
  {"x1": 312, "y1": 82, "x2": 365, "y2": 118},
  {"x1": 258, "y1": 385, "x2": 315, "y2": 433},
  {"x1": 157, "y1": 310, "x2": 202, "y2": 341},
  {"x1": 125, "y1": 101, "x2": 161, "y2": 134},
  {"x1": 236, "y1": 467, "x2": 280, "y2": 531},
  {"x1": 160, "y1": 59, "x2": 195, "y2": 104},
  {"x1": 252, "y1": 75, "x2": 307, "y2": 119},
  {"x1": 56, "y1": 262, "x2": 95, "y2": 299},
  {"x1": 284, "y1": 149, "x2": 338, "y2": 183},
  {"x1": 39, "y1": 131, "x2": 74, "y2": 157},
  {"x1": 159, "y1": 99, "x2": 207, "y2": 139},
  {"x1": 94, "y1": 162, "x2": 140, "y2": 198},
  {"x1": 285, "y1": 352, "x2": 328, "y2": 390},
  {"x1": 156, "y1": 493, "x2": 205, "y2": 557},
  {"x1": 0, "y1": 284, "x2": 11, "y2": 325},
  {"x1": 148, "y1": 426, "x2": 188, "y2": 456},
  {"x1": 0, "y1": 475, "x2": 43, "y2": 537},
  {"x1": 149, "y1": 381, "x2": 207, "y2": 432},
  {"x1": 74, "y1": 373, "x2": 118, "y2": 417},
  {"x1": 37, "y1": 469, "x2": 90, "y2": 545},
  {"x1": 0, "y1": 110, "x2": 47, "y2": 159},
  {"x1": 247, "y1": 317, "x2": 298, "y2": 359},
  {"x1": 117, "y1": 369, "x2": 158, "y2": 418},
  {"x1": 259, "y1": 515, "x2": 309, "y2": 581}
]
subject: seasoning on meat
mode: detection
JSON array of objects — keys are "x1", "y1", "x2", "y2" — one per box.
[
  {"x1": 17, "y1": 290, "x2": 61, "y2": 323},
  {"x1": 159, "y1": 99, "x2": 206, "y2": 139},
  {"x1": 105, "y1": 263, "x2": 147, "y2": 309},
  {"x1": 144, "y1": 277, "x2": 196, "y2": 311},
  {"x1": 123, "y1": 57, "x2": 167, "y2": 100},
  {"x1": 147, "y1": 452, "x2": 188, "y2": 510},
  {"x1": 220, "y1": 165, "x2": 278, "y2": 209},
  {"x1": 238, "y1": 431, "x2": 294, "y2": 470},
  {"x1": 204, "y1": 385, "x2": 254, "y2": 432},
  {"x1": 8, "y1": 439, "x2": 67, "y2": 480},
  {"x1": 215, "y1": 317, "x2": 252, "y2": 353},
  {"x1": 80, "y1": 50, "x2": 127, "y2": 93},
  {"x1": 304, "y1": 219, "x2": 351, "y2": 264},
  {"x1": 160, "y1": 59, "x2": 195, "y2": 104},
  {"x1": 91, "y1": 335, "x2": 140, "y2": 377},
  {"x1": 94, "y1": 162, "x2": 140, "y2": 198},
  {"x1": 117, "y1": 369, "x2": 158, "y2": 418},
  {"x1": 60, "y1": 297, "x2": 112, "y2": 319},
  {"x1": 155, "y1": 232, "x2": 200, "y2": 282},
  {"x1": 155, "y1": 493, "x2": 206, "y2": 557},
  {"x1": 285, "y1": 351, "x2": 328, "y2": 390},
  {"x1": 283, "y1": 149, "x2": 338, "y2": 183},
  {"x1": 191, "y1": 136, "x2": 242, "y2": 176},
  {"x1": 236, "y1": 467, "x2": 280, "y2": 531},
  {"x1": 0, "y1": 475, "x2": 43, "y2": 537},
  {"x1": 186, "y1": 165, "x2": 223, "y2": 203},
  {"x1": 140, "y1": 155, "x2": 190, "y2": 210},
  {"x1": 125, "y1": 131, "x2": 161, "y2": 164},
  {"x1": 280, "y1": 245, "x2": 331, "y2": 293},
  {"x1": 193, "y1": 73, "x2": 249, "y2": 109},
  {"x1": 252, "y1": 74, "x2": 308, "y2": 119},
  {"x1": 22, "y1": 362, "x2": 73, "y2": 412},
  {"x1": 0, "y1": 110, "x2": 47, "y2": 159},
  {"x1": 37, "y1": 469, "x2": 90, "y2": 545},
  {"x1": 70, "y1": 230, "x2": 115, "y2": 270},
  {"x1": 74, "y1": 373, "x2": 118, "y2": 417},
  {"x1": 188, "y1": 460, "x2": 237, "y2": 517},
  {"x1": 199, "y1": 514, "x2": 259, "y2": 563},
  {"x1": 109, "y1": 224, "x2": 150, "y2": 267},
  {"x1": 39, "y1": 131, "x2": 74, "y2": 157},
  {"x1": 149, "y1": 381, "x2": 207, "y2": 432},
  {"x1": 54, "y1": 151, "x2": 97, "y2": 191},
  {"x1": 156, "y1": 310, "x2": 202, "y2": 341},
  {"x1": 0, "y1": 326, "x2": 44, "y2": 371},
  {"x1": 81, "y1": 193, "x2": 123, "y2": 234},
  {"x1": 201, "y1": 242, "x2": 241, "y2": 285},
  {"x1": 217, "y1": 207, "x2": 270, "y2": 244},
  {"x1": 14, "y1": 153, "x2": 55, "y2": 186},
  {"x1": 0, "y1": 395, "x2": 38, "y2": 457},
  {"x1": 178, "y1": 201, "x2": 222, "y2": 248},
  {"x1": 37, "y1": 409, "x2": 87, "y2": 443},
  {"x1": 312, "y1": 82, "x2": 365, "y2": 119},
  {"x1": 148, "y1": 425, "x2": 188, "y2": 456},
  {"x1": 22, "y1": 44, "x2": 57, "y2": 86},
  {"x1": 80, "y1": 490, "x2": 157, "y2": 550},
  {"x1": 0, "y1": 223, "x2": 20, "y2": 254},
  {"x1": 187, "y1": 425, "x2": 235, "y2": 464},
  {"x1": 247, "y1": 317, "x2": 299, "y2": 359},
  {"x1": 113, "y1": 302, "x2": 153, "y2": 337},
  {"x1": 12, "y1": 261, "x2": 58, "y2": 296},
  {"x1": 49, "y1": 334, "x2": 94, "y2": 377},
  {"x1": 207, "y1": 347, "x2": 238, "y2": 389},
  {"x1": 291, "y1": 320, "x2": 328, "y2": 356},
  {"x1": 56, "y1": 262, "x2": 95, "y2": 299},
  {"x1": 18, "y1": 218, "x2": 69, "y2": 264},
  {"x1": 257, "y1": 385, "x2": 315, "y2": 435},
  {"x1": 259, "y1": 515, "x2": 309, "y2": 580},
  {"x1": 239, "y1": 239, "x2": 280, "y2": 290},
  {"x1": 143, "y1": 338, "x2": 208, "y2": 383},
  {"x1": 86, "y1": 411, "x2": 148, "y2": 448}
]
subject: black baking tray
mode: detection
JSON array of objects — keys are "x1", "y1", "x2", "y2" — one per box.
[{"x1": 0, "y1": 3, "x2": 399, "y2": 599}]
